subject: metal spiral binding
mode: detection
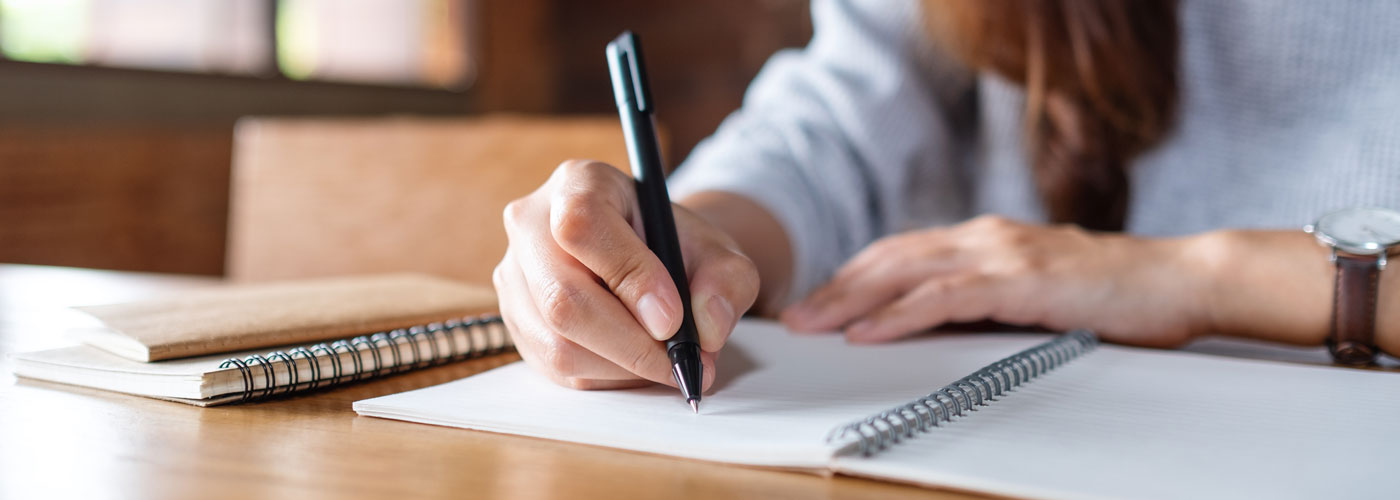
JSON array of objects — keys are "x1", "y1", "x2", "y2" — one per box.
[
  {"x1": 825, "y1": 330, "x2": 1098, "y2": 456},
  {"x1": 217, "y1": 314, "x2": 511, "y2": 404}
]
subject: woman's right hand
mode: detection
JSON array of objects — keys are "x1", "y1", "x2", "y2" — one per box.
[{"x1": 493, "y1": 159, "x2": 760, "y2": 391}]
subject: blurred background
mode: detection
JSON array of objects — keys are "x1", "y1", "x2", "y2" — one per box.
[{"x1": 0, "y1": 0, "x2": 811, "y2": 283}]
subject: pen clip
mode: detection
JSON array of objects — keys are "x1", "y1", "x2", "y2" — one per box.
[{"x1": 610, "y1": 31, "x2": 652, "y2": 114}]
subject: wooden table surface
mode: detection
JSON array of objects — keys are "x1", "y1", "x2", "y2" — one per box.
[{"x1": 0, "y1": 264, "x2": 979, "y2": 500}]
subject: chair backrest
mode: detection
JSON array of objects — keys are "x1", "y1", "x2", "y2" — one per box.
[{"x1": 227, "y1": 115, "x2": 630, "y2": 286}]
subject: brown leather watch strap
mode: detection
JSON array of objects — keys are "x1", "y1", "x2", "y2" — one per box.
[{"x1": 1330, "y1": 253, "x2": 1381, "y2": 365}]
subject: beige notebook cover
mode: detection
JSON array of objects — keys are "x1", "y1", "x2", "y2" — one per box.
[
  {"x1": 71, "y1": 273, "x2": 497, "y2": 361},
  {"x1": 12, "y1": 312, "x2": 510, "y2": 406}
]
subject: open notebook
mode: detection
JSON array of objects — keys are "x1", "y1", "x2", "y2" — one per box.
[{"x1": 355, "y1": 319, "x2": 1400, "y2": 499}]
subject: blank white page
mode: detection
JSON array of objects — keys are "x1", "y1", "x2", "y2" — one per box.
[
  {"x1": 353, "y1": 320, "x2": 1051, "y2": 468},
  {"x1": 834, "y1": 344, "x2": 1400, "y2": 500}
]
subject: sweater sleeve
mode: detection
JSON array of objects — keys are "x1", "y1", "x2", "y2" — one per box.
[{"x1": 668, "y1": 0, "x2": 975, "y2": 305}]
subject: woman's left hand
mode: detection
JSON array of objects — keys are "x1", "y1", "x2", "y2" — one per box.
[{"x1": 780, "y1": 215, "x2": 1212, "y2": 347}]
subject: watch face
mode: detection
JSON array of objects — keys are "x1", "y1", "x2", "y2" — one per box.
[{"x1": 1315, "y1": 207, "x2": 1400, "y2": 254}]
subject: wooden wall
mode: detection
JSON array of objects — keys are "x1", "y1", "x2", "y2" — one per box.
[
  {"x1": 0, "y1": 64, "x2": 476, "y2": 275},
  {"x1": 0, "y1": 0, "x2": 811, "y2": 275},
  {"x1": 0, "y1": 123, "x2": 233, "y2": 274},
  {"x1": 548, "y1": 0, "x2": 812, "y2": 162}
]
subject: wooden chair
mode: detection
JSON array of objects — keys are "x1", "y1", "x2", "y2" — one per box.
[{"x1": 226, "y1": 115, "x2": 631, "y2": 286}]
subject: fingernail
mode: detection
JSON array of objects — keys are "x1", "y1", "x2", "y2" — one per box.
[
  {"x1": 697, "y1": 295, "x2": 735, "y2": 347},
  {"x1": 638, "y1": 293, "x2": 675, "y2": 340},
  {"x1": 845, "y1": 318, "x2": 876, "y2": 341}
]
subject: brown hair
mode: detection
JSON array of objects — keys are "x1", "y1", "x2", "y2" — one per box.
[{"x1": 925, "y1": 0, "x2": 1180, "y2": 231}]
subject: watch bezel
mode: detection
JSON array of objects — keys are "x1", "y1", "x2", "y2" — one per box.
[{"x1": 1305, "y1": 207, "x2": 1400, "y2": 256}]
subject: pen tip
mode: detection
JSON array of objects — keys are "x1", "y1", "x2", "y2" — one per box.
[{"x1": 689, "y1": 399, "x2": 699, "y2": 414}]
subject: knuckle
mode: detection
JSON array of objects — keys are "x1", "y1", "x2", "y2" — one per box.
[
  {"x1": 536, "y1": 336, "x2": 576, "y2": 377},
  {"x1": 711, "y1": 253, "x2": 761, "y2": 307},
  {"x1": 867, "y1": 234, "x2": 903, "y2": 255},
  {"x1": 559, "y1": 158, "x2": 618, "y2": 184},
  {"x1": 619, "y1": 344, "x2": 659, "y2": 377},
  {"x1": 920, "y1": 279, "x2": 956, "y2": 298},
  {"x1": 711, "y1": 252, "x2": 759, "y2": 284},
  {"x1": 538, "y1": 279, "x2": 587, "y2": 332},
  {"x1": 491, "y1": 262, "x2": 509, "y2": 291},
  {"x1": 551, "y1": 194, "x2": 602, "y2": 249},
  {"x1": 1012, "y1": 252, "x2": 1048, "y2": 274},
  {"x1": 502, "y1": 199, "x2": 528, "y2": 228},
  {"x1": 974, "y1": 220, "x2": 1029, "y2": 247},
  {"x1": 557, "y1": 158, "x2": 594, "y2": 178},
  {"x1": 607, "y1": 251, "x2": 655, "y2": 295},
  {"x1": 1055, "y1": 222, "x2": 1087, "y2": 235},
  {"x1": 1003, "y1": 227, "x2": 1034, "y2": 246},
  {"x1": 854, "y1": 236, "x2": 905, "y2": 268},
  {"x1": 953, "y1": 271, "x2": 992, "y2": 290},
  {"x1": 971, "y1": 214, "x2": 1011, "y2": 228}
]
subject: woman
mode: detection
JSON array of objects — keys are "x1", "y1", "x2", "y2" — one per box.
[{"x1": 493, "y1": 0, "x2": 1400, "y2": 391}]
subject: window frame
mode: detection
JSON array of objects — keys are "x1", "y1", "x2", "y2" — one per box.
[{"x1": 0, "y1": 0, "x2": 477, "y2": 94}]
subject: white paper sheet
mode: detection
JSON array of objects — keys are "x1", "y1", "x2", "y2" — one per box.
[
  {"x1": 355, "y1": 320, "x2": 1049, "y2": 467},
  {"x1": 354, "y1": 319, "x2": 1400, "y2": 499}
]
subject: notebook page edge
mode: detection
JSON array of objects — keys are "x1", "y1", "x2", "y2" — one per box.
[{"x1": 352, "y1": 399, "x2": 837, "y2": 470}]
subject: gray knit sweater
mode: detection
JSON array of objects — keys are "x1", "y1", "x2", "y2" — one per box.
[{"x1": 669, "y1": 0, "x2": 1400, "y2": 303}]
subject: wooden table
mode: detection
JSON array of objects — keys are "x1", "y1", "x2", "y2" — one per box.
[{"x1": 0, "y1": 264, "x2": 975, "y2": 500}]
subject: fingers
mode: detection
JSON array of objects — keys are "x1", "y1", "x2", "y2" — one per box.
[
  {"x1": 782, "y1": 233, "x2": 961, "y2": 332},
  {"x1": 780, "y1": 217, "x2": 1043, "y2": 341},
  {"x1": 504, "y1": 173, "x2": 674, "y2": 387},
  {"x1": 515, "y1": 197, "x2": 718, "y2": 389},
  {"x1": 517, "y1": 238, "x2": 677, "y2": 386},
  {"x1": 501, "y1": 257, "x2": 722, "y2": 389},
  {"x1": 842, "y1": 273, "x2": 1010, "y2": 343},
  {"x1": 498, "y1": 159, "x2": 733, "y2": 392},
  {"x1": 548, "y1": 160, "x2": 683, "y2": 341},
  {"x1": 781, "y1": 263, "x2": 917, "y2": 332},
  {"x1": 676, "y1": 208, "x2": 760, "y2": 352},
  {"x1": 495, "y1": 253, "x2": 651, "y2": 382},
  {"x1": 546, "y1": 160, "x2": 757, "y2": 354},
  {"x1": 499, "y1": 253, "x2": 719, "y2": 391}
]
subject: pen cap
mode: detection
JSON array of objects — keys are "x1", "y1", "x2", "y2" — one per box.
[{"x1": 606, "y1": 31, "x2": 653, "y2": 114}]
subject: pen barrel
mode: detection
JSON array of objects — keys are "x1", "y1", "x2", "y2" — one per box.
[
  {"x1": 617, "y1": 102, "x2": 699, "y2": 347},
  {"x1": 609, "y1": 33, "x2": 702, "y2": 405},
  {"x1": 634, "y1": 124, "x2": 700, "y2": 347}
]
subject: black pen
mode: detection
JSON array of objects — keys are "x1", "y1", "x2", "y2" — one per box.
[{"x1": 606, "y1": 31, "x2": 703, "y2": 413}]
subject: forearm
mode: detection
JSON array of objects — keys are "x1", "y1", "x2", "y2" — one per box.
[
  {"x1": 678, "y1": 191, "x2": 793, "y2": 315},
  {"x1": 1190, "y1": 230, "x2": 1400, "y2": 355}
]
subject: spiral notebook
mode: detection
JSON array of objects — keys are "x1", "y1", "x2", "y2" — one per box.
[
  {"x1": 13, "y1": 314, "x2": 511, "y2": 406},
  {"x1": 355, "y1": 319, "x2": 1400, "y2": 499},
  {"x1": 10, "y1": 273, "x2": 513, "y2": 406},
  {"x1": 69, "y1": 273, "x2": 495, "y2": 362}
]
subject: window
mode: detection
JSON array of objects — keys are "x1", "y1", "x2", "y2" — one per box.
[{"x1": 0, "y1": 0, "x2": 471, "y2": 89}]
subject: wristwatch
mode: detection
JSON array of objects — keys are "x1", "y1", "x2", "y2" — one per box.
[{"x1": 1304, "y1": 207, "x2": 1400, "y2": 365}]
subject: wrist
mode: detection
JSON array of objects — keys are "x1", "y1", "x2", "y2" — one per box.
[
  {"x1": 1138, "y1": 232, "x2": 1222, "y2": 342},
  {"x1": 1184, "y1": 230, "x2": 1332, "y2": 346},
  {"x1": 1178, "y1": 230, "x2": 1235, "y2": 338}
]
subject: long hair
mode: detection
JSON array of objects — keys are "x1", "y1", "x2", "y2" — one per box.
[{"x1": 925, "y1": 0, "x2": 1180, "y2": 231}]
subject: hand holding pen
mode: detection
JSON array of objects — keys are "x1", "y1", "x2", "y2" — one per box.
[{"x1": 490, "y1": 34, "x2": 759, "y2": 405}]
